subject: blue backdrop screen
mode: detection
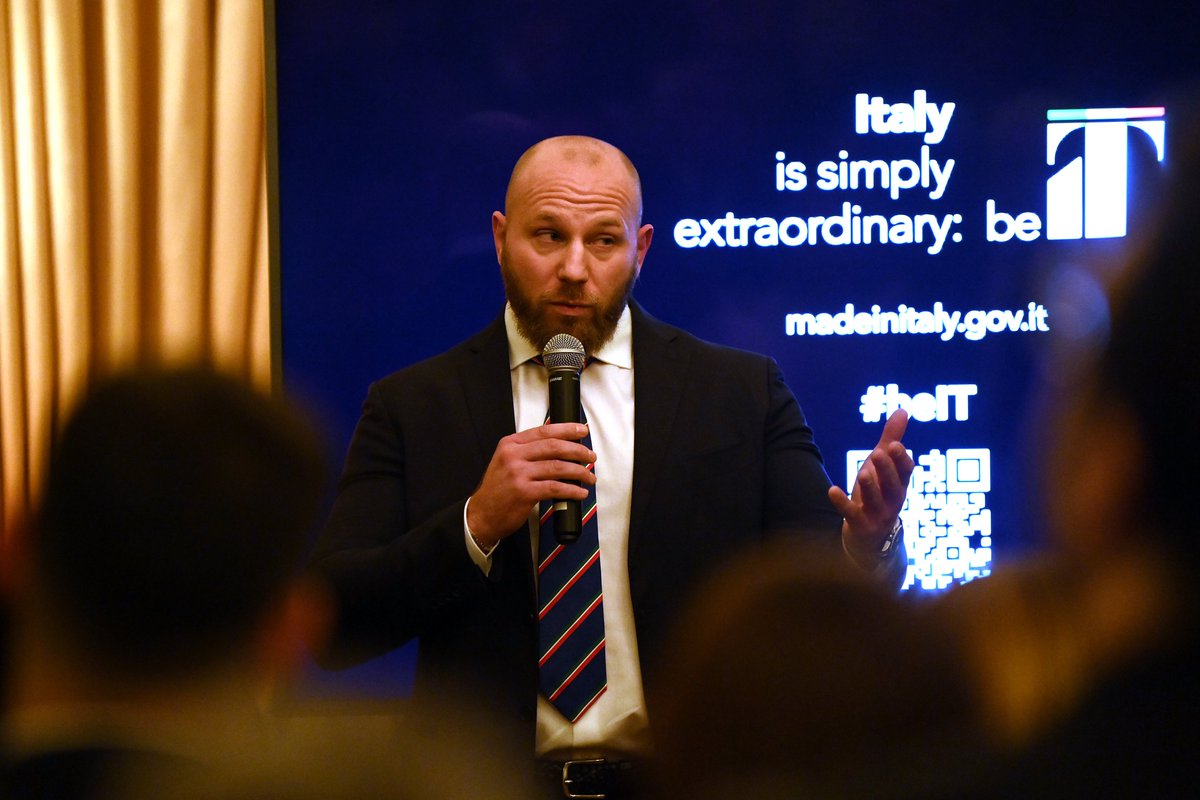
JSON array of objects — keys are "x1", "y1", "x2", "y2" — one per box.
[{"x1": 274, "y1": 1, "x2": 1198, "y2": 696}]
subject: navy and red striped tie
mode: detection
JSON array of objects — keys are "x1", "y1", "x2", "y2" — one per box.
[{"x1": 537, "y1": 403, "x2": 606, "y2": 722}]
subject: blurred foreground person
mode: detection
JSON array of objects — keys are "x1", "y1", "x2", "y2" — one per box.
[
  {"x1": 0, "y1": 368, "x2": 328, "y2": 799},
  {"x1": 943, "y1": 140, "x2": 1200, "y2": 797},
  {"x1": 649, "y1": 547, "x2": 981, "y2": 800}
]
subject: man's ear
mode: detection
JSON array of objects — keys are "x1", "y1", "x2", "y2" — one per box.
[
  {"x1": 635, "y1": 223, "x2": 653, "y2": 275},
  {"x1": 492, "y1": 211, "x2": 507, "y2": 266}
]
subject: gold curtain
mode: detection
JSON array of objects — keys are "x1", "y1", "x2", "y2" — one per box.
[{"x1": 0, "y1": 0, "x2": 270, "y2": 542}]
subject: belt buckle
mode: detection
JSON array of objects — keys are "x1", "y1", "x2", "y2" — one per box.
[{"x1": 561, "y1": 757, "x2": 607, "y2": 800}]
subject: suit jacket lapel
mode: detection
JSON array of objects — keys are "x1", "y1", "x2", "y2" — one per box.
[
  {"x1": 459, "y1": 311, "x2": 516, "y2": 458},
  {"x1": 628, "y1": 301, "x2": 689, "y2": 565},
  {"x1": 456, "y1": 311, "x2": 533, "y2": 591}
]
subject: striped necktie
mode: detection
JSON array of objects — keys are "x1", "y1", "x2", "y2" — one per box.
[{"x1": 536, "y1": 375, "x2": 606, "y2": 722}]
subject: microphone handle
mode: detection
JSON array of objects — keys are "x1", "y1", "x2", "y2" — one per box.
[{"x1": 547, "y1": 368, "x2": 582, "y2": 543}]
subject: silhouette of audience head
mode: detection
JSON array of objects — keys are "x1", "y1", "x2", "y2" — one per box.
[
  {"x1": 649, "y1": 546, "x2": 980, "y2": 800},
  {"x1": 26, "y1": 366, "x2": 326, "y2": 685},
  {"x1": 1047, "y1": 144, "x2": 1200, "y2": 571}
]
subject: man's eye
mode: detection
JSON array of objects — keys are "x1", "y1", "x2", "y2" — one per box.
[
  {"x1": 536, "y1": 230, "x2": 561, "y2": 241},
  {"x1": 595, "y1": 236, "x2": 616, "y2": 247}
]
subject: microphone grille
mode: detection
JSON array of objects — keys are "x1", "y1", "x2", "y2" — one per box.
[{"x1": 542, "y1": 333, "x2": 586, "y2": 371}]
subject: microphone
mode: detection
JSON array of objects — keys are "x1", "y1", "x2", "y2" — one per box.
[{"x1": 542, "y1": 333, "x2": 587, "y2": 544}]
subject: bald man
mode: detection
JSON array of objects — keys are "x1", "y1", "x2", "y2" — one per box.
[{"x1": 310, "y1": 136, "x2": 912, "y2": 798}]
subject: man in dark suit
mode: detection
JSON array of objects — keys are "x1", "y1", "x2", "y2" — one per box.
[{"x1": 310, "y1": 136, "x2": 912, "y2": 798}]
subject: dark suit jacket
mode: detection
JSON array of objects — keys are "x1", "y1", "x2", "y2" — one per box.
[{"x1": 310, "y1": 302, "x2": 843, "y2": 736}]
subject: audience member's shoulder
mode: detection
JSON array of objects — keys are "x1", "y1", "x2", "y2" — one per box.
[{"x1": 2, "y1": 746, "x2": 205, "y2": 800}]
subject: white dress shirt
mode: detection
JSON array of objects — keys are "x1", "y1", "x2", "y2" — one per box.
[{"x1": 464, "y1": 304, "x2": 650, "y2": 757}]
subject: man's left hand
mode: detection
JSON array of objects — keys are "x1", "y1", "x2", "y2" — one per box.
[{"x1": 829, "y1": 409, "x2": 915, "y2": 569}]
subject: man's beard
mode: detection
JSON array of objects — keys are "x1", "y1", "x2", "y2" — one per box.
[{"x1": 502, "y1": 256, "x2": 636, "y2": 356}]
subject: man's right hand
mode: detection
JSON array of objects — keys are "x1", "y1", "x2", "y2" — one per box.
[{"x1": 466, "y1": 423, "x2": 596, "y2": 549}]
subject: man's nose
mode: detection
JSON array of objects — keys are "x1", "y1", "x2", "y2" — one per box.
[{"x1": 558, "y1": 240, "x2": 589, "y2": 282}]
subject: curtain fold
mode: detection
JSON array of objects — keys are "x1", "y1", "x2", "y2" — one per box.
[{"x1": 1, "y1": 0, "x2": 270, "y2": 542}]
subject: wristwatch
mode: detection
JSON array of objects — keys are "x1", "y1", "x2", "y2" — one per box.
[{"x1": 879, "y1": 516, "x2": 903, "y2": 558}]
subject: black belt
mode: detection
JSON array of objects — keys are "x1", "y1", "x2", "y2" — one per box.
[{"x1": 538, "y1": 757, "x2": 642, "y2": 800}]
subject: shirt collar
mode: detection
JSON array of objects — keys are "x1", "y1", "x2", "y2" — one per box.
[{"x1": 504, "y1": 303, "x2": 633, "y2": 370}]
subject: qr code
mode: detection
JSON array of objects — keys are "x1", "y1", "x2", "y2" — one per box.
[{"x1": 846, "y1": 448, "x2": 992, "y2": 591}]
